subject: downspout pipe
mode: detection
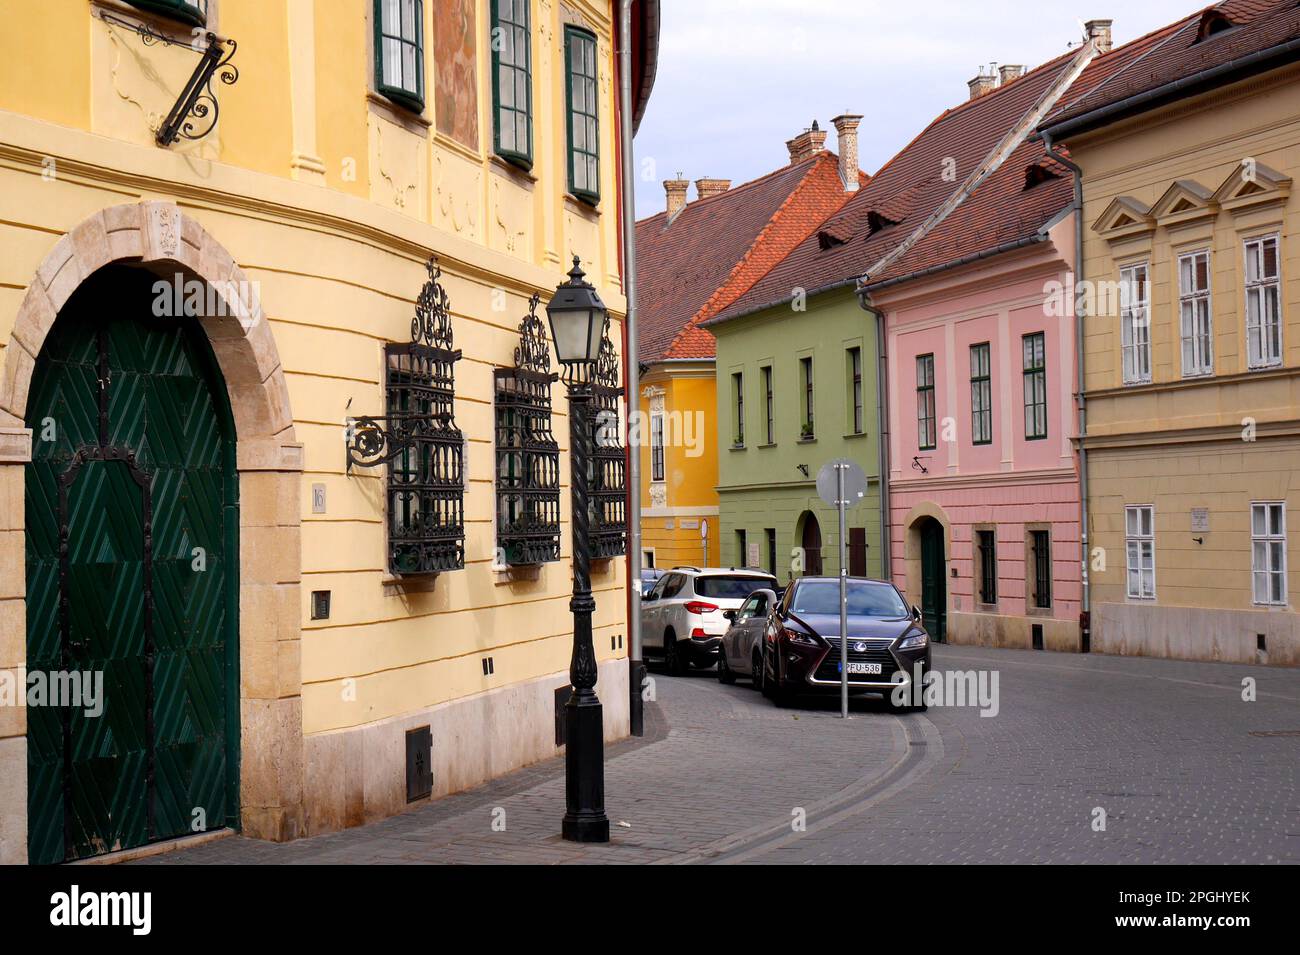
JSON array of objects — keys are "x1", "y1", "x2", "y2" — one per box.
[
  {"x1": 857, "y1": 295, "x2": 891, "y2": 583},
  {"x1": 1042, "y1": 130, "x2": 1090, "y2": 653},
  {"x1": 617, "y1": 0, "x2": 647, "y2": 732}
]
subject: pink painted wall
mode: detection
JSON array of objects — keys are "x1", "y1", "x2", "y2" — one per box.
[{"x1": 876, "y1": 217, "x2": 1081, "y2": 622}]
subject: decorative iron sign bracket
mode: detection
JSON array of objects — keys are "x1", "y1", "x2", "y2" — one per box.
[{"x1": 99, "y1": 10, "x2": 239, "y2": 147}]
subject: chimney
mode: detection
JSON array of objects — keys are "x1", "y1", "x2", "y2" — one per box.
[
  {"x1": 694, "y1": 178, "x2": 732, "y2": 202},
  {"x1": 831, "y1": 114, "x2": 862, "y2": 193},
  {"x1": 663, "y1": 176, "x2": 689, "y2": 221},
  {"x1": 1086, "y1": 18, "x2": 1113, "y2": 54},
  {"x1": 998, "y1": 64, "x2": 1024, "y2": 85},
  {"x1": 967, "y1": 69, "x2": 997, "y2": 100},
  {"x1": 786, "y1": 120, "x2": 828, "y2": 164}
]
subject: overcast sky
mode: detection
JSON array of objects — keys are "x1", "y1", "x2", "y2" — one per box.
[{"x1": 632, "y1": 0, "x2": 1199, "y2": 218}]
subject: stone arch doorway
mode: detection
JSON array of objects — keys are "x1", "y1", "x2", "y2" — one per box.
[
  {"x1": 797, "y1": 510, "x2": 823, "y2": 576},
  {"x1": 25, "y1": 265, "x2": 239, "y2": 862},
  {"x1": 0, "y1": 202, "x2": 304, "y2": 863}
]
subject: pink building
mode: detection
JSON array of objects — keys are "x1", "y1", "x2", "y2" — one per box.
[{"x1": 863, "y1": 141, "x2": 1083, "y2": 651}]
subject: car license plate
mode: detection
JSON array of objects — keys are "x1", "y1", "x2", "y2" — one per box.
[{"x1": 846, "y1": 662, "x2": 882, "y2": 675}]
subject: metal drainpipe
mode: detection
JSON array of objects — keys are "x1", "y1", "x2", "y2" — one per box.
[
  {"x1": 857, "y1": 294, "x2": 891, "y2": 582},
  {"x1": 1042, "y1": 131, "x2": 1090, "y2": 653},
  {"x1": 618, "y1": 0, "x2": 647, "y2": 732}
]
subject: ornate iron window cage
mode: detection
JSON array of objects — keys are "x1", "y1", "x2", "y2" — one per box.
[
  {"x1": 347, "y1": 259, "x2": 465, "y2": 575},
  {"x1": 589, "y1": 319, "x2": 627, "y2": 559},
  {"x1": 494, "y1": 295, "x2": 561, "y2": 566}
]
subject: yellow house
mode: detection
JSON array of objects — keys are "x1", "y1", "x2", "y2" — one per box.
[
  {"x1": 1041, "y1": 1, "x2": 1300, "y2": 665},
  {"x1": 0, "y1": 0, "x2": 658, "y2": 863}
]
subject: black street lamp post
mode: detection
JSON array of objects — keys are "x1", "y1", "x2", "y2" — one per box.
[{"x1": 546, "y1": 256, "x2": 611, "y2": 843}]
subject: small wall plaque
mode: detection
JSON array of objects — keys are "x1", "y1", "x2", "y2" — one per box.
[
  {"x1": 312, "y1": 483, "x2": 327, "y2": 514},
  {"x1": 1191, "y1": 508, "x2": 1210, "y2": 533}
]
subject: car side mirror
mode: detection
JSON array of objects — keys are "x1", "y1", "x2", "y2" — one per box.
[
  {"x1": 723, "y1": 609, "x2": 737, "y2": 621},
  {"x1": 911, "y1": 605, "x2": 922, "y2": 621}
]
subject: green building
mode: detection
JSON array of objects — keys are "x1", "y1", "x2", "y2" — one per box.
[{"x1": 708, "y1": 285, "x2": 883, "y2": 582}]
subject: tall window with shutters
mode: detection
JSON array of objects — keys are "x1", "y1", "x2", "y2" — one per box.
[
  {"x1": 1120, "y1": 262, "x2": 1151, "y2": 384},
  {"x1": 1125, "y1": 505, "x2": 1155, "y2": 599},
  {"x1": 1251, "y1": 502, "x2": 1286, "y2": 606},
  {"x1": 1022, "y1": 332, "x2": 1046, "y2": 440},
  {"x1": 970, "y1": 342, "x2": 992, "y2": 445},
  {"x1": 564, "y1": 26, "x2": 600, "y2": 204},
  {"x1": 491, "y1": 0, "x2": 532, "y2": 168},
  {"x1": 916, "y1": 354, "x2": 936, "y2": 450},
  {"x1": 1245, "y1": 235, "x2": 1282, "y2": 369},
  {"x1": 1179, "y1": 250, "x2": 1213, "y2": 377},
  {"x1": 374, "y1": 0, "x2": 425, "y2": 112},
  {"x1": 127, "y1": 0, "x2": 208, "y2": 25}
]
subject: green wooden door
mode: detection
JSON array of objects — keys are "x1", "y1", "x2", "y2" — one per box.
[
  {"x1": 25, "y1": 267, "x2": 238, "y2": 863},
  {"x1": 919, "y1": 519, "x2": 946, "y2": 643}
]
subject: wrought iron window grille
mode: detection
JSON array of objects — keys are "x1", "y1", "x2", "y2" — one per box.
[
  {"x1": 494, "y1": 294, "x2": 562, "y2": 566},
  {"x1": 346, "y1": 259, "x2": 466, "y2": 575},
  {"x1": 99, "y1": 9, "x2": 239, "y2": 147},
  {"x1": 589, "y1": 319, "x2": 627, "y2": 560}
]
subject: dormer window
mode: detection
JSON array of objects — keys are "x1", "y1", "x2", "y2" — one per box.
[
  {"x1": 1024, "y1": 162, "x2": 1062, "y2": 190},
  {"x1": 866, "y1": 210, "x2": 898, "y2": 234},
  {"x1": 1194, "y1": 10, "x2": 1236, "y2": 42}
]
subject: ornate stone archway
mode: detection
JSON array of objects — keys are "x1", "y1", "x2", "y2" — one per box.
[{"x1": 0, "y1": 202, "x2": 304, "y2": 863}]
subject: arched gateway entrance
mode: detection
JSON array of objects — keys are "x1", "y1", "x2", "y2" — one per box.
[
  {"x1": 25, "y1": 266, "x2": 238, "y2": 863},
  {"x1": 0, "y1": 202, "x2": 304, "y2": 863}
]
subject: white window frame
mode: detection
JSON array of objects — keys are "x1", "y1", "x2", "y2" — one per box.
[
  {"x1": 1244, "y1": 234, "x2": 1282, "y2": 369},
  {"x1": 1251, "y1": 501, "x2": 1287, "y2": 606},
  {"x1": 1124, "y1": 504, "x2": 1156, "y2": 599},
  {"x1": 1178, "y1": 250, "x2": 1213, "y2": 377},
  {"x1": 650, "y1": 411, "x2": 665, "y2": 482},
  {"x1": 1120, "y1": 262, "x2": 1151, "y2": 385}
]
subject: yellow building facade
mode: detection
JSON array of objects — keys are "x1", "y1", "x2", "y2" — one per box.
[
  {"x1": 1044, "y1": 38, "x2": 1299, "y2": 665},
  {"x1": 0, "y1": 0, "x2": 654, "y2": 863},
  {"x1": 637, "y1": 366, "x2": 718, "y2": 571}
]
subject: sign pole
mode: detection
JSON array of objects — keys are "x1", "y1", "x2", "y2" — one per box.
[
  {"x1": 838, "y1": 462, "x2": 848, "y2": 719},
  {"x1": 816, "y1": 458, "x2": 866, "y2": 722}
]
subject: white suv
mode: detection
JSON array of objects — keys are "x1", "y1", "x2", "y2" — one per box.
[{"x1": 641, "y1": 566, "x2": 780, "y2": 675}]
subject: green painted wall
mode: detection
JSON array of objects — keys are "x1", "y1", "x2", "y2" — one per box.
[{"x1": 713, "y1": 286, "x2": 883, "y2": 581}]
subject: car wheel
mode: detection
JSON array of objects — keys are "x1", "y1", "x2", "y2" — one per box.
[
  {"x1": 664, "y1": 631, "x2": 686, "y2": 676},
  {"x1": 751, "y1": 650, "x2": 764, "y2": 691},
  {"x1": 717, "y1": 650, "x2": 735, "y2": 684}
]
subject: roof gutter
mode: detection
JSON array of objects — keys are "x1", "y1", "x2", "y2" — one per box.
[
  {"x1": 1040, "y1": 35, "x2": 1300, "y2": 141},
  {"x1": 619, "y1": 0, "x2": 646, "y2": 732},
  {"x1": 701, "y1": 276, "x2": 859, "y2": 329},
  {"x1": 861, "y1": 232, "x2": 1049, "y2": 294},
  {"x1": 1041, "y1": 129, "x2": 1090, "y2": 654}
]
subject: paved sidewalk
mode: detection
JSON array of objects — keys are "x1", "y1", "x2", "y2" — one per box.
[
  {"x1": 137, "y1": 646, "x2": 1300, "y2": 865},
  {"x1": 136, "y1": 666, "x2": 907, "y2": 864}
]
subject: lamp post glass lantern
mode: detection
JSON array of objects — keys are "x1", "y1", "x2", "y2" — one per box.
[{"x1": 545, "y1": 256, "x2": 611, "y2": 843}]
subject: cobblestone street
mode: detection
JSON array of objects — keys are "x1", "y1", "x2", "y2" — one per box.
[{"x1": 139, "y1": 646, "x2": 1300, "y2": 865}]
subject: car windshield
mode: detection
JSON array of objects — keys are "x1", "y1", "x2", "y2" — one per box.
[
  {"x1": 695, "y1": 575, "x2": 777, "y2": 600},
  {"x1": 790, "y1": 580, "x2": 909, "y2": 618}
]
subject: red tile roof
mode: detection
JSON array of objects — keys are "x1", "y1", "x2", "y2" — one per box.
[
  {"x1": 863, "y1": 141, "x2": 1075, "y2": 288},
  {"x1": 1043, "y1": 0, "x2": 1300, "y2": 135},
  {"x1": 707, "y1": 43, "x2": 1094, "y2": 326},
  {"x1": 635, "y1": 152, "x2": 862, "y2": 362}
]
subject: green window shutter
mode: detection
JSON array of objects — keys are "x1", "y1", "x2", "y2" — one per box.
[
  {"x1": 564, "y1": 26, "x2": 599, "y2": 204},
  {"x1": 491, "y1": 0, "x2": 533, "y2": 169},
  {"x1": 126, "y1": 0, "x2": 208, "y2": 26},
  {"x1": 374, "y1": 0, "x2": 425, "y2": 113}
]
